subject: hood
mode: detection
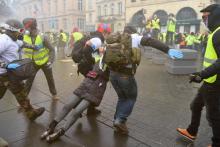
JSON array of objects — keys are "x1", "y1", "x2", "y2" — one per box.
[{"x1": 201, "y1": 4, "x2": 220, "y2": 32}]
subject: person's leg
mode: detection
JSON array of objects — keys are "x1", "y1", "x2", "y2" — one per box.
[
  {"x1": 177, "y1": 85, "x2": 205, "y2": 141},
  {"x1": 24, "y1": 67, "x2": 39, "y2": 95},
  {"x1": 41, "y1": 94, "x2": 81, "y2": 139},
  {"x1": 46, "y1": 99, "x2": 90, "y2": 142},
  {"x1": 41, "y1": 64, "x2": 57, "y2": 98},
  {"x1": 110, "y1": 72, "x2": 137, "y2": 134},
  {"x1": 202, "y1": 84, "x2": 220, "y2": 147},
  {"x1": 8, "y1": 79, "x2": 45, "y2": 121}
]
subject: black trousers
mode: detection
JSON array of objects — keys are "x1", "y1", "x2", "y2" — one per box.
[
  {"x1": 25, "y1": 63, "x2": 57, "y2": 96},
  {"x1": 166, "y1": 31, "x2": 174, "y2": 45},
  {"x1": 187, "y1": 83, "x2": 220, "y2": 147}
]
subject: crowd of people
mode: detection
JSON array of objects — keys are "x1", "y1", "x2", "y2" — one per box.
[{"x1": 0, "y1": 4, "x2": 220, "y2": 147}]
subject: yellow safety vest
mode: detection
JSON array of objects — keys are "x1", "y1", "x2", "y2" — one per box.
[
  {"x1": 167, "y1": 19, "x2": 176, "y2": 33},
  {"x1": 61, "y1": 32, "x2": 67, "y2": 42},
  {"x1": 152, "y1": 18, "x2": 160, "y2": 30},
  {"x1": 203, "y1": 26, "x2": 220, "y2": 83},
  {"x1": 72, "y1": 32, "x2": 83, "y2": 42},
  {"x1": 23, "y1": 35, "x2": 49, "y2": 66}
]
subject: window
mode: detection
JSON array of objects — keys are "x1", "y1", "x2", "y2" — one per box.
[
  {"x1": 77, "y1": 18, "x2": 85, "y2": 30},
  {"x1": 48, "y1": 0, "x2": 51, "y2": 15},
  {"x1": 78, "y1": 0, "x2": 83, "y2": 11},
  {"x1": 111, "y1": 3, "x2": 114, "y2": 15},
  {"x1": 131, "y1": 0, "x2": 136, "y2": 2},
  {"x1": 63, "y1": 18, "x2": 67, "y2": 30},
  {"x1": 89, "y1": 13, "x2": 92, "y2": 22},
  {"x1": 104, "y1": 4, "x2": 107, "y2": 16},
  {"x1": 118, "y1": 2, "x2": 122, "y2": 15},
  {"x1": 98, "y1": 6, "x2": 101, "y2": 16},
  {"x1": 54, "y1": 0, "x2": 57, "y2": 14},
  {"x1": 63, "y1": 0, "x2": 66, "y2": 12},
  {"x1": 88, "y1": 0, "x2": 93, "y2": 10}
]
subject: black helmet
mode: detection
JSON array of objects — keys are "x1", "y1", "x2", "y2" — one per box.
[
  {"x1": 4, "y1": 19, "x2": 23, "y2": 32},
  {"x1": 23, "y1": 18, "x2": 37, "y2": 30}
]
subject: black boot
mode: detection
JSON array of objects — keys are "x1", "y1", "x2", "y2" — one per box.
[
  {"x1": 41, "y1": 120, "x2": 58, "y2": 140},
  {"x1": 87, "y1": 106, "x2": 101, "y2": 116},
  {"x1": 46, "y1": 128, "x2": 65, "y2": 143}
]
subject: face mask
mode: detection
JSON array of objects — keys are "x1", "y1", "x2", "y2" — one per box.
[{"x1": 202, "y1": 14, "x2": 209, "y2": 28}]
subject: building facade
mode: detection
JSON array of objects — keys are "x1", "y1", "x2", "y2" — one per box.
[
  {"x1": 16, "y1": 0, "x2": 86, "y2": 33},
  {"x1": 126, "y1": 0, "x2": 215, "y2": 33},
  {"x1": 95, "y1": 0, "x2": 125, "y2": 32}
]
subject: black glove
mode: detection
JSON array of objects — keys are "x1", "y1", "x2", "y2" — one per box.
[{"x1": 189, "y1": 72, "x2": 203, "y2": 83}]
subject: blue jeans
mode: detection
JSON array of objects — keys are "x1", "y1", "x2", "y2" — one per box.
[{"x1": 110, "y1": 71, "x2": 137, "y2": 123}]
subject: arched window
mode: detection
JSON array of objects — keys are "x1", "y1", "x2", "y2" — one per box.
[
  {"x1": 153, "y1": 10, "x2": 168, "y2": 26},
  {"x1": 176, "y1": 7, "x2": 197, "y2": 21},
  {"x1": 104, "y1": 4, "x2": 108, "y2": 16}
]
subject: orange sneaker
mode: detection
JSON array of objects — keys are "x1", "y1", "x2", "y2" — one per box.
[{"x1": 176, "y1": 128, "x2": 196, "y2": 141}]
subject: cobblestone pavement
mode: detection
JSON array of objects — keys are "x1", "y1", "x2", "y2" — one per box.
[{"x1": 0, "y1": 53, "x2": 211, "y2": 147}]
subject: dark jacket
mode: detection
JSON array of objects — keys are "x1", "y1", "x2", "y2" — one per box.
[{"x1": 73, "y1": 63, "x2": 109, "y2": 106}]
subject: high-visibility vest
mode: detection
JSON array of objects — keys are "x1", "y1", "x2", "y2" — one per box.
[
  {"x1": 61, "y1": 32, "x2": 67, "y2": 42},
  {"x1": 72, "y1": 32, "x2": 83, "y2": 42},
  {"x1": 167, "y1": 19, "x2": 176, "y2": 33},
  {"x1": 152, "y1": 18, "x2": 160, "y2": 30},
  {"x1": 203, "y1": 27, "x2": 220, "y2": 83},
  {"x1": 23, "y1": 35, "x2": 49, "y2": 66}
]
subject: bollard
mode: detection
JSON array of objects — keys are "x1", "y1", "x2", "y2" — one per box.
[{"x1": 166, "y1": 49, "x2": 198, "y2": 74}]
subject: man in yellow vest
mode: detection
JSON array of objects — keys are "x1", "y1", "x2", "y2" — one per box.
[
  {"x1": 166, "y1": 13, "x2": 176, "y2": 46},
  {"x1": 22, "y1": 18, "x2": 58, "y2": 100},
  {"x1": 177, "y1": 4, "x2": 220, "y2": 147},
  {"x1": 151, "y1": 14, "x2": 160, "y2": 40},
  {"x1": 58, "y1": 29, "x2": 68, "y2": 59},
  {"x1": 68, "y1": 27, "x2": 83, "y2": 49}
]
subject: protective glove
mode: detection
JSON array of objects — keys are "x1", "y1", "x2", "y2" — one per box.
[
  {"x1": 35, "y1": 44, "x2": 44, "y2": 50},
  {"x1": 46, "y1": 61, "x2": 52, "y2": 68},
  {"x1": 7, "y1": 63, "x2": 20, "y2": 69},
  {"x1": 189, "y1": 72, "x2": 203, "y2": 83},
  {"x1": 168, "y1": 49, "x2": 183, "y2": 59}
]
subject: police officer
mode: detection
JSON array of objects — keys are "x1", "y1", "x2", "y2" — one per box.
[
  {"x1": 0, "y1": 19, "x2": 45, "y2": 120},
  {"x1": 22, "y1": 18, "x2": 58, "y2": 100},
  {"x1": 166, "y1": 13, "x2": 176, "y2": 46},
  {"x1": 151, "y1": 14, "x2": 160, "y2": 40},
  {"x1": 177, "y1": 4, "x2": 220, "y2": 147}
]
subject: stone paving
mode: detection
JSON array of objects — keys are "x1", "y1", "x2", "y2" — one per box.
[{"x1": 0, "y1": 53, "x2": 211, "y2": 147}]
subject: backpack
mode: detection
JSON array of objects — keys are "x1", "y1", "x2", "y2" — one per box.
[
  {"x1": 103, "y1": 32, "x2": 141, "y2": 68},
  {"x1": 6, "y1": 58, "x2": 37, "y2": 81},
  {"x1": 71, "y1": 35, "x2": 90, "y2": 63}
]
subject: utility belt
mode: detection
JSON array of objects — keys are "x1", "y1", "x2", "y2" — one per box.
[{"x1": 110, "y1": 66, "x2": 135, "y2": 76}]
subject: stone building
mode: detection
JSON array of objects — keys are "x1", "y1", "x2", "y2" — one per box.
[
  {"x1": 126, "y1": 0, "x2": 216, "y2": 33},
  {"x1": 16, "y1": 0, "x2": 86, "y2": 33}
]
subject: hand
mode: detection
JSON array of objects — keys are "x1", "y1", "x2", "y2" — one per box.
[
  {"x1": 168, "y1": 49, "x2": 183, "y2": 59},
  {"x1": 7, "y1": 63, "x2": 20, "y2": 69},
  {"x1": 35, "y1": 44, "x2": 44, "y2": 50},
  {"x1": 46, "y1": 62, "x2": 52, "y2": 68},
  {"x1": 189, "y1": 72, "x2": 203, "y2": 83}
]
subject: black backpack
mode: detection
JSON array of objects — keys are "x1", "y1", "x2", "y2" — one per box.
[
  {"x1": 6, "y1": 58, "x2": 37, "y2": 81},
  {"x1": 71, "y1": 35, "x2": 90, "y2": 63}
]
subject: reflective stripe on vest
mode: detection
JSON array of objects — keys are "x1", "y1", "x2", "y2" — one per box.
[
  {"x1": 61, "y1": 33, "x2": 67, "y2": 42},
  {"x1": 203, "y1": 26, "x2": 220, "y2": 83},
  {"x1": 23, "y1": 35, "x2": 49, "y2": 66},
  {"x1": 167, "y1": 20, "x2": 176, "y2": 32},
  {"x1": 72, "y1": 32, "x2": 83, "y2": 42},
  {"x1": 152, "y1": 19, "x2": 160, "y2": 30}
]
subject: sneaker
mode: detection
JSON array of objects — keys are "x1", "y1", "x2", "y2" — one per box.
[
  {"x1": 46, "y1": 128, "x2": 65, "y2": 143},
  {"x1": 87, "y1": 106, "x2": 101, "y2": 116},
  {"x1": 207, "y1": 145, "x2": 212, "y2": 147},
  {"x1": 113, "y1": 121, "x2": 129, "y2": 135},
  {"x1": 176, "y1": 128, "x2": 196, "y2": 141},
  {"x1": 52, "y1": 95, "x2": 59, "y2": 100},
  {"x1": 27, "y1": 107, "x2": 45, "y2": 121}
]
